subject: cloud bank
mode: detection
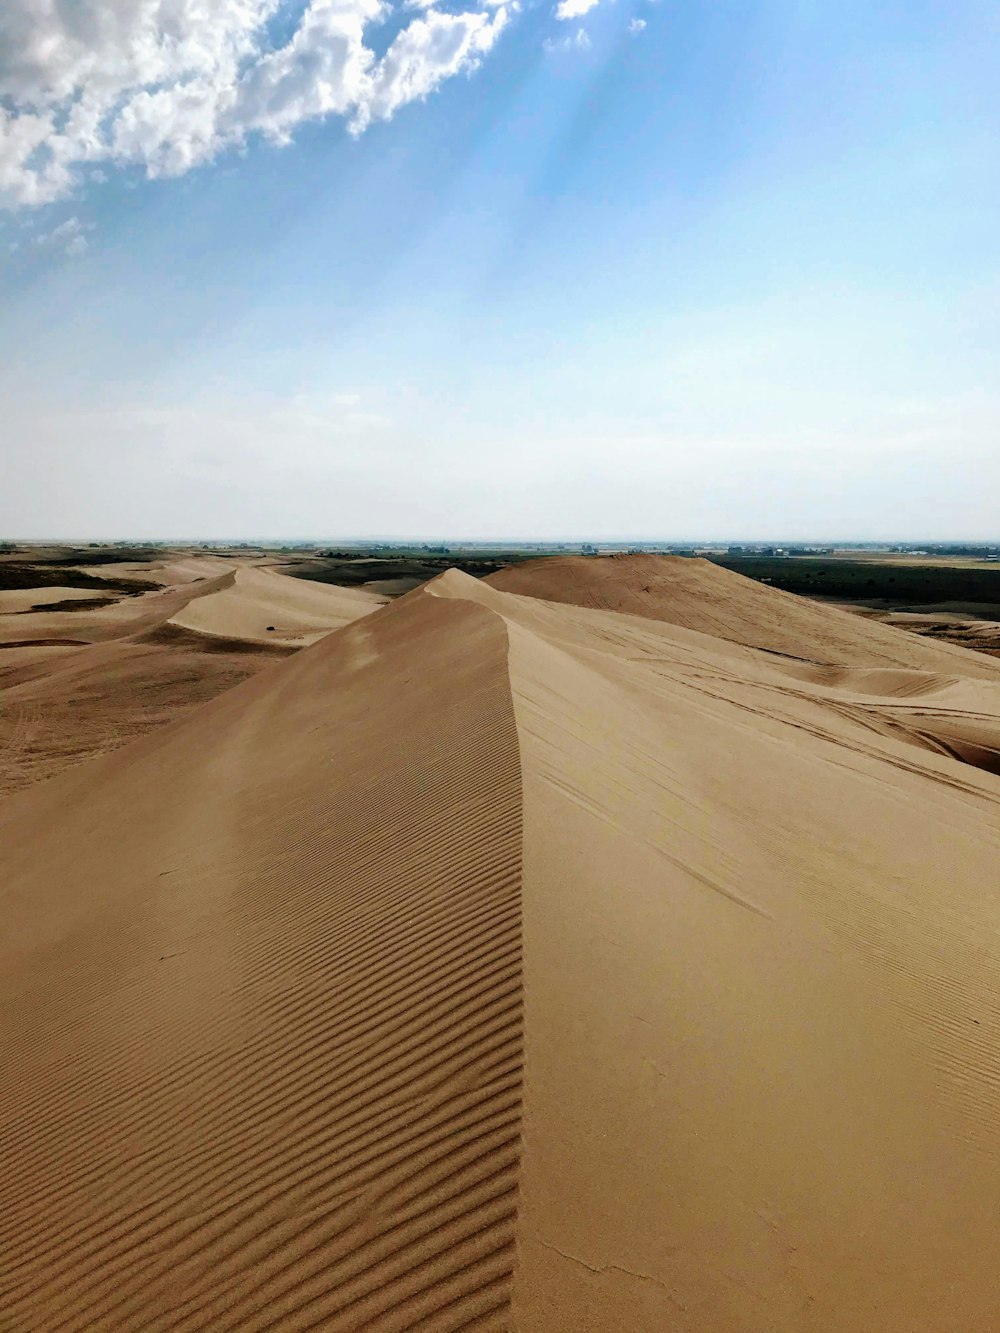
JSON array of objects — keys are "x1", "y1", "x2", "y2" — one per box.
[{"x1": 0, "y1": 0, "x2": 509, "y2": 207}]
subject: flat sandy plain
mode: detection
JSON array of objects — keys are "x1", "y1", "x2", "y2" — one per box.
[{"x1": 2, "y1": 552, "x2": 1000, "y2": 1329}]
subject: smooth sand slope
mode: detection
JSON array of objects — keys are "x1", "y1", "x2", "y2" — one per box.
[
  {"x1": 0, "y1": 560, "x2": 383, "y2": 794},
  {"x1": 487, "y1": 554, "x2": 1000, "y2": 773},
  {"x1": 2, "y1": 559, "x2": 1000, "y2": 1329},
  {"x1": 74, "y1": 554, "x2": 248, "y2": 586},
  {"x1": 488, "y1": 552, "x2": 1000, "y2": 677},
  {"x1": 168, "y1": 566, "x2": 384, "y2": 646}
]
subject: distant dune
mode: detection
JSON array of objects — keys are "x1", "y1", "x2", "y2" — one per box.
[
  {"x1": 168, "y1": 565, "x2": 385, "y2": 646},
  {"x1": 2, "y1": 557, "x2": 1000, "y2": 1328},
  {"x1": 0, "y1": 557, "x2": 384, "y2": 794},
  {"x1": 488, "y1": 552, "x2": 1000, "y2": 677},
  {"x1": 74, "y1": 554, "x2": 248, "y2": 586}
]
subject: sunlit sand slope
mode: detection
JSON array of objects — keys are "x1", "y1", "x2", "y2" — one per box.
[
  {"x1": 1, "y1": 590, "x2": 523, "y2": 1330},
  {"x1": 488, "y1": 552, "x2": 1000, "y2": 677},
  {"x1": 75, "y1": 554, "x2": 244, "y2": 585},
  {"x1": 168, "y1": 566, "x2": 385, "y2": 646},
  {"x1": 435, "y1": 571, "x2": 1000, "y2": 1330},
  {"x1": 3, "y1": 564, "x2": 1000, "y2": 1330}
]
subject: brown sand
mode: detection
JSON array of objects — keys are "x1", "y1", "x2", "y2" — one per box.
[
  {"x1": 2, "y1": 556, "x2": 1000, "y2": 1329},
  {"x1": 488, "y1": 551, "x2": 1000, "y2": 677},
  {"x1": 168, "y1": 566, "x2": 385, "y2": 646},
  {"x1": 0, "y1": 560, "x2": 383, "y2": 795},
  {"x1": 829, "y1": 603, "x2": 1000, "y2": 661},
  {"x1": 74, "y1": 554, "x2": 252, "y2": 585}
]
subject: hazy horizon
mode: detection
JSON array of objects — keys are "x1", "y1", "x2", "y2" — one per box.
[{"x1": 6, "y1": 533, "x2": 1000, "y2": 547}]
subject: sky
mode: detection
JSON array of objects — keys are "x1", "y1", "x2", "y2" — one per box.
[{"x1": 1, "y1": 0, "x2": 999, "y2": 540}]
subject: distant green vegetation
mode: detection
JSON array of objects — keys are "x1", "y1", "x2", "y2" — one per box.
[
  {"x1": 0, "y1": 563, "x2": 146, "y2": 596},
  {"x1": 712, "y1": 558, "x2": 1000, "y2": 607},
  {"x1": 20, "y1": 547, "x2": 161, "y2": 567},
  {"x1": 290, "y1": 552, "x2": 530, "y2": 589}
]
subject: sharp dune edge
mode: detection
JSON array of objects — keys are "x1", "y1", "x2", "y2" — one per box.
[{"x1": 2, "y1": 556, "x2": 1000, "y2": 1329}]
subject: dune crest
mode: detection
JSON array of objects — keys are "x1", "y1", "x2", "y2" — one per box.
[
  {"x1": 3, "y1": 560, "x2": 1000, "y2": 1328},
  {"x1": 167, "y1": 566, "x2": 385, "y2": 646},
  {"x1": 1, "y1": 588, "x2": 523, "y2": 1330}
]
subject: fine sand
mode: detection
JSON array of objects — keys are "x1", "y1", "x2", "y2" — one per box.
[
  {"x1": 0, "y1": 558, "x2": 383, "y2": 794},
  {"x1": 168, "y1": 565, "x2": 385, "y2": 646},
  {"x1": 2, "y1": 555, "x2": 1000, "y2": 1329},
  {"x1": 488, "y1": 552, "x2": 1000, "y2": 676},
  {"x1": 74, "y1": 554, "x2": 253, "y2": 585}
]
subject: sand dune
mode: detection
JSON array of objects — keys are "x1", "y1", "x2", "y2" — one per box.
[
  {"x1": 1, "y1": 587, "x2": 522, "y2": 1330},
  {"x1": 3, "y1": 560, "x2": 1000, "y2": 1329},
  {"x1": 488, "y1": 552, "x2": 1000, "y2": 677},
  {"x1": 0, "y1": 636, "x2": 277, "y2": 795},
  {"x1": 0, "y1": 562, "x2": 383, "y2": 794},
  {"x1": 1, "y1": 560, "x2": 381, "y2": 651},
  {"x1": 75, "y1": 554, "x2": 247, "y2": 585},
  {"x1": 168, "y1": 565, "x2": 385, "y2": 646}
]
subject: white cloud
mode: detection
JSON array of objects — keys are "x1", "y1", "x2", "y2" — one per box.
[
  {"x1": 362, "y1": 5, "x2": 507, "y2": 127},
  {"x1": 543, "y1": 26, "x2": 591, "y2": 52},
  {"x1": 28, "y1": 215, "x2": 93, "y2": 256},
  {"x1": 554, "y1": 0, "x2": 600, "y2": 20},
  {"x1": 628, "y1": 17, "x2": 646, "y2": 33},
  {"x1": 0, "y1": 0, "x2": 510, "y2": 208}
]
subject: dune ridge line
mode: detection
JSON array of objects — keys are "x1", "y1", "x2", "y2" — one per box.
[{"x1": 1, "y1": 588, "x2": 526, "y2": 1331}]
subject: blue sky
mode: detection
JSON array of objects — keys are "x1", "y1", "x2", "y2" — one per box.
[{"x1": 1, "y1": 0, "x2": 998, "y2": 539}]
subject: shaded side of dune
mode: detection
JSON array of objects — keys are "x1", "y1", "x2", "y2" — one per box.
[{"x1": 0, "y1": 592, "x2": 524, "y2": 1331}]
